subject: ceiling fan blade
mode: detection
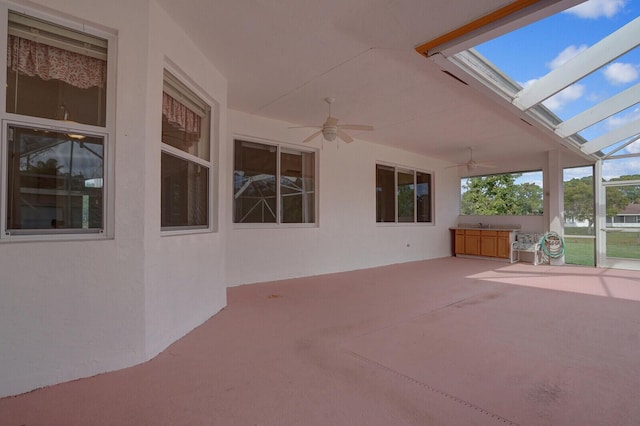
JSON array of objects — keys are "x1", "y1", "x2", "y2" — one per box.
[
  {"x1": 325, "y1": 117, "x2": 339, "y2": 126},
  {"x1": 477, "y1": 162, "x2": 497, "y2": 168},
  {"x1": 339, "y1": 124, "x2": 374, "y2": 131},
  {"x1": 289, "y1": 125, "x2": 320, "y2": 129},
  {"x1": 445, "y1": 164, "x2": 465, "y2": 169},
  {"x1": 337, "y1": 130, "x2": 354, "y2": 143},
  {"x1": 303, "y1": 130, "x2": 322, "y2": 143}
]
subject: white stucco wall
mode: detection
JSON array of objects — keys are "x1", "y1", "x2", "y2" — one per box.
[
  {"x1": 226, "y1": 110, "x2": 461, "y2": 286},
  {"x1": 142, "y1": 2, "x2": 228, "y2": 358},
  {"x1": 0, "y1": 0, "x2": 228, "y2": 397},
  {"x1": 0, "y1": 0, "x2": 479, "y2": 399}
]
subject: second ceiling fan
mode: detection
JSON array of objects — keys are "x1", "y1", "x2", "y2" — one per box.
[{"x1": 447, "y1": 147, "x2": 496, "y2": 172}]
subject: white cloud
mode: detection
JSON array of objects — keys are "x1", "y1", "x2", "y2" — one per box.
[
  {"x1": 603, "y1": 62, "x2": 639, "y2": 85},
  {"x1": 519, "y1": 78, "x2": 538, "y2": 89},
  {"x1": 627, "y1": 140, "x2": 640, "y2": 154},
  {"x1": 563, "y1": 166, "x2": 594, "y2": 180},
  {"x1": 564, "y1": 0, "x2": 627, "y2": 19},
  {"x1": 543, "y1": 84, "x2": 586, "y2": 111},
  {"x1": 606, "y1": 107, "x2": 640, "y2": 130},
  {"x1": 602, "y1": 156, "x2": 640, "y2": 180},
  {"x1": 548, "y1": 45, "x2": 589, "y2": 70}
]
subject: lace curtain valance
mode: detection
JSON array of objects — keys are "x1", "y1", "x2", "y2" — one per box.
[
  {"x1": 162, "y1": 92, "x2": 201, "y2": 144},
  {"x1": 7, "y1": 35, "x2": 107, "y2": 89}
]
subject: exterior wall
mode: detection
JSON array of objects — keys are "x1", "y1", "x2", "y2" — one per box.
[
  {"x1": 0, "y1": 0, "x2": 490, "y2": 399},
  {"x1": 0, "y1": 0, "x2": 228, "y2": 397},
  {"x1": 226, "y1": 110, "x2": 460, "y2": 286},
  {"x1": 142, "y1": 1, "x2": 228, "y2": 359}
]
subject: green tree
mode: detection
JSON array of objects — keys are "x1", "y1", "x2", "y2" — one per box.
[
  {"x1": 461, "y1": 173, "x2": 545, "y2": 216},
  {"x1": 397, "y1": 184, "x2": 414, "y2": 220},
  {"x1": 462, "y1": 174, "x2": 521, "y2": 215},
  {"x1": 609, "y1": 175, "x2": 640, "y2": 205},
  {"x1": 564, "y1": 176, "x2": 594, "y2": 231},
  {"x1": 605, "y1": 186, "x2": 630, "y2": 218},
  {"x1": 604, "y1": 175, "x2": 640, "y2": 220},
  {"x1": 515, "y1": 182, "x2": 543, "y2": 215}
]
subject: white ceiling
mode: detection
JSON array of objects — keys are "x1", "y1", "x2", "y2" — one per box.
[{"x1": 155, "y1": 0, "x2": 592, "y2": 171}]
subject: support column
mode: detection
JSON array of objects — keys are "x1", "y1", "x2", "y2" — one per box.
[{"x1": 545, "y1": 150, "x2": 565, "y2": 265}]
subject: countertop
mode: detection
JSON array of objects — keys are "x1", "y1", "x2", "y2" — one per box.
[{"x1": 450, "y1": 226, "x2": 521, "y2": 231}]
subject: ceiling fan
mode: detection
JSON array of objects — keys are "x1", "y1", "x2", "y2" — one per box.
[
  {"x1": 291, "y1": 97, "x2": 374, "y2": 143},
  {"x1": 446, "y1": 147, "x2": 496, "y2": 172}
]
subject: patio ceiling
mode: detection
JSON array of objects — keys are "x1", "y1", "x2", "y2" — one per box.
[
  {"x1": 155, "y1": 0, "x2": 597, "y2": 173},
  {"x1": 426, "y1": 1, "x2": 640, "y2": 162}
]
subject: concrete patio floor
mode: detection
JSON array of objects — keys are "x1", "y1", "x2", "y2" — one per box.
[{"x1": 2, "y1": 257, "x2": 640, "y2": 425}]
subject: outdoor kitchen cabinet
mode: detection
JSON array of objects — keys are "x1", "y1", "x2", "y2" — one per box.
[{"x1": 453, "y1": 228, "x2": 515, "y2": 260}]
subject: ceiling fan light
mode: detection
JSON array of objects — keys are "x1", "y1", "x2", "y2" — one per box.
[{"x1": 323, "y1": 128, "x2": 337, "y2": 141}]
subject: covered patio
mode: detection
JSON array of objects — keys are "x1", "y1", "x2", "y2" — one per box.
[{"x1": 3, "y1": 257, "x2": 639, "y2": 425}]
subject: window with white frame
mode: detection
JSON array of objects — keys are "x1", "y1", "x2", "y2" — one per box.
[
  {"x1": 234, "y1": 139, "x2": 316, "y2": 224},
  {"x1": 1, "y1": 10, "x2": 112, "y2": 237},
  {"x1": 161, "y1": 70, "x2": 212, "y2": 231},
  {"x1": 376, "y1": 164, "x2": 432, "y2": 224}
]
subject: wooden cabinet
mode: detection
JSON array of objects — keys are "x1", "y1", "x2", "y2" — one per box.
[
  {"x1": 454, "y1": 229, "x2": 465, "y2": 254},
  {"x1": 480, "y1": 230, "x2": 497, "y2": 257},
  {"x1": 454, "y1": 229, "x2": 513, "y2": 260},
  {"x1": 497, "y1": 231, "x2": 511, "y2": 259},
  {"x1": 464, "y1": 230, "x2": 481, "y2": 255}
]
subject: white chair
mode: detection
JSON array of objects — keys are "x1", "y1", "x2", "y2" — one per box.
[{"x1": 511, "y1": 233, "x2": 542, "y2": 265}]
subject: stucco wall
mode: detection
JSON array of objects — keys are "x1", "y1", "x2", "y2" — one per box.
[
  {"x1": 0, "y1": 0, "x2": 228, "y2": 397},
  {"x1": 0, "y1": 0, "x2": 464, "y2": 398},
  {"x1": 226, "y1": 110, "x2": 460, "y2": 286},
  {"x1": 142, "y1": 1, "x2": 228, "y2": 360}
]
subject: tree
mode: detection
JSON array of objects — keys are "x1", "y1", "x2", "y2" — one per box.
[
  {"x1": 397, "y1": 184, "x2": 414, "y2": 220},
  {"x1": 604, "y1": 174, "x2": 640, "y2": 220},
  {"x1": 564, "y1": 176, "x2": 594, "y2": 231},
  {"x1": 27, "y1": 158, "x2": 63, "y2": 175},
  {"x1": 461, "y1": 173, "x2": 545, "y2": 216},
  {"x1": 515, "y1": 182, "x2": 543, "y2": 215},
  {"x1": 462, "y1": 174, "x2": 521, "y2": 215}
]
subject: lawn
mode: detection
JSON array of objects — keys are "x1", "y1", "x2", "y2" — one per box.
[
  {"x1": 563, "y1": 229, "x2": 640, "y2": 266},
  {"x1": 564, "y1": 237, "x2": 595, "y2": 266}
]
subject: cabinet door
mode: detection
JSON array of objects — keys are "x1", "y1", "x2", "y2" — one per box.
[
  {"x1": 455, "y1": 232, "x2": 465, "y2": 254},
  {"x1": 465, "y1": 232, "x2": 481, "y2": 255},
  {"x1": 480, "y1": 231, "x2": 497, "y2": 257},
  {"x1": 497, "y1": 232, "x2": 511, "y2": 258}
]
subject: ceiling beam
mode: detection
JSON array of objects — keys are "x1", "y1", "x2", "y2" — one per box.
[
  {"x1": 513, "y1": 17, "x2": 640, "y2": 111},
  {"x1": 555, "y1": 83, "x2": 640, "y2": 138},
  {"x1": 581, "y1": 119, "x2": 640, "y2": 155},
  {"x1": 415, "y1": 0, "x2": 548, "y2": 57}
]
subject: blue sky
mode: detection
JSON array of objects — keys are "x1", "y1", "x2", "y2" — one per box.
[{"x1": 474, "y1": 0, "x2": 640, "y2": 180}]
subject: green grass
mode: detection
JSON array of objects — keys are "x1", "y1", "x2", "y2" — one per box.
[
  {"x1": 606, "y1": 231, "x2": 640, "y2": 259},
  {"x1": 563, "y1": 230, "x2": 640, "y2": 266},
  {"x1": 564, "y1": 237, "x2": 595, "y2": 266}
]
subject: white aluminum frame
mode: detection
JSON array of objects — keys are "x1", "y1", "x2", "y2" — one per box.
[{"x1": 0, "y1": 3, "x2": 116, "y2": 242}]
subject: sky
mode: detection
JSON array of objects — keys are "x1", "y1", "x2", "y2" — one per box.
[{"x1": 474, "y1": 0, "x2": 640, "y2": 180}]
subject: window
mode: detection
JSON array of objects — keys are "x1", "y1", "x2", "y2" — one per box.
[
  {"x1": 1, "y1": 10, "x2": 112, "y2": 238},
  {"x1": 234, "y1": 139, "x2": 316, "y2": 224},
  {"x1": 376, "y1": 164, "x2": 433, "y2": 224},
  {"x1": 161, "y1": 71, "x2": 211, "y2": 231},
  {"x1": 460, "y1": 171, "x2": 543, "y2": 216}
]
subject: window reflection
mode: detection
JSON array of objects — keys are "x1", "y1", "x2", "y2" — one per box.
[
  {"x1": 233, "y1": 140, "x2": 316, "y2": 224},
  {"x1": 7, "y1": 125, "x2": 104, "y2": 231},
  {"x1": 281, "y1": 150, "x2": 315, "y2": 224},
  {"x1": 397, "y1": 170, "x2": 415, "y2": 223},
  {"x1": 376, "y1": 165, "x2": 395, "y2": 223},
  {"x1": 161, "y1": 152, "x2": 209, "y2": 228}
]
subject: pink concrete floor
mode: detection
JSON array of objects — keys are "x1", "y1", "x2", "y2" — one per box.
[{"x1": 2, "y1": 257, "x2": 640, "y2": 425}]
